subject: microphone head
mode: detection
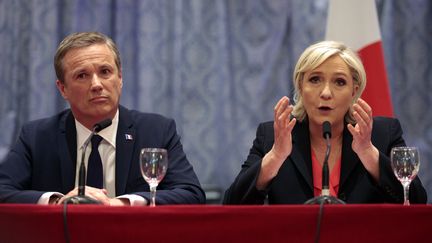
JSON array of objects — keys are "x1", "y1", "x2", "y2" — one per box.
[
  {"x1": 93, "y1": 119, "x2": 112, "y2": 132},
  {"x1": 322, "y1": 121, "x2": 332, "y2": 139}
]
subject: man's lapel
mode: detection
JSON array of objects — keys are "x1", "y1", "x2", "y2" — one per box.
[
  {"x1": 115, "y1": 106, "x2": 136, "y2": 196},
  {"x1": 59, "y1": 111, "x2": 77, "y2": 193}
]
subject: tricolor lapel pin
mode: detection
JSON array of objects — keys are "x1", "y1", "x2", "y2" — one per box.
[{"x1": 125, "y1": 134, "x2": 133, "y2": 140}]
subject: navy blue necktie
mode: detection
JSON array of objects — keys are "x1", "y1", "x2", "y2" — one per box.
[{"x1": 87, "y1": 135, "x2": 103, "y2": 188}]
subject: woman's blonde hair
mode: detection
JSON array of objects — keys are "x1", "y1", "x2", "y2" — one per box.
[{"x1": 292, "y1": 40, "x2": 366, "y2": 124}]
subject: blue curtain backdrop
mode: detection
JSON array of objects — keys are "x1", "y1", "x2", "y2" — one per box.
[{"x1": 0, "y1": 0, "x2": 431, "y2": 202}]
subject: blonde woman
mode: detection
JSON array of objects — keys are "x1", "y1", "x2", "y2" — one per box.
[{"x1": 224, "y1": 41, "x2": 427, "y2": 204}]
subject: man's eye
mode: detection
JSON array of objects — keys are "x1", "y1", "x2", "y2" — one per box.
[
  {"x1": 100, "y1": 69, "x2": 112, "y2": 76},
  {"x1": 77, "y1": 73, "x2": 87, "y2": 79}
]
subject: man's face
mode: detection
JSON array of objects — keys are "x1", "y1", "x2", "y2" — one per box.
[{"x1": 56, "y1": 44, "x2": 122, "y2": 128}]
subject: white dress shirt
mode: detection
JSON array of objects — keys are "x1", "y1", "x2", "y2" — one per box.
[{"x1": 75, "y1": 111, "x2": 118, "y2": 197}]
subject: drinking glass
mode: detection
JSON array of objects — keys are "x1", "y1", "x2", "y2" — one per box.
[
  {"x1": 390, "y1": 146, "x2": 420, "y2": 206},
  {"x1": 140, "y1": 148, "x2": 168, "y2": 207}
]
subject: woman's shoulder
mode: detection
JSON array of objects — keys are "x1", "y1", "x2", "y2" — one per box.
[
  {"x1": 372, "y1": 116, "x2": 401, "y2": 127},
  {"x1": 372, "y1": 116, "x2": 403, "y2": 138}
]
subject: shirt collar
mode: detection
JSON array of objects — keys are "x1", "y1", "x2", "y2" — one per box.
[{"x1": 76, "y1": 110, "x2": 119, "y2": 149}]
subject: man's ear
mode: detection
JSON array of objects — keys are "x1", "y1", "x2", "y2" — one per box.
[
  {"x1": 118, "y1": 69, "x2": 123, "y2": 88},
  {"x1": 56, "y1": 80, "x2": 68, "y2": 99}
]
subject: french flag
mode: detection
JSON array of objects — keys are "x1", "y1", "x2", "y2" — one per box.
[{"x1": 326, "y1": 0, "x2": 393, "y2": 117}]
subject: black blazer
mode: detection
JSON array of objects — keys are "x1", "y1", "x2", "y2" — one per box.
[
  {"x1": 0, "y1": 106, "x2": 205, "y2": 204},
  {"x1": 224, "y1": 117, "x2": 427, "y2": 204}
]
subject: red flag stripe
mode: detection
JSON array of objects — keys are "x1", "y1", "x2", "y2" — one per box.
[{"x1": 357, "y1": 41, "x2": 393, "y2": 117}]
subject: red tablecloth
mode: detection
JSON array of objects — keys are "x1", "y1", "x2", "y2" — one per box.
[{"x1": 0, "y1": 204, "x2": 431, "y2": 243}]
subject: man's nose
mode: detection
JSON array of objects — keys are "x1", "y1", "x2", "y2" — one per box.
[{"x1": 90, "y1": 74, "x2": 103, "y2": 90}]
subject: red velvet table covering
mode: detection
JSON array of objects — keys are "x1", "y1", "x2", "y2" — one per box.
[{"x1": 0, "y1": 204, "x2": 431, "y2": 243}]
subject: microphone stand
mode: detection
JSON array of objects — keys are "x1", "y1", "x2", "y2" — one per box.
[
  {"x1": 305, "y1": 122, "x2": 345, "y2": 205},
  {"x1": 64, "y1": 119, "x2": 112, "y2": 204}
]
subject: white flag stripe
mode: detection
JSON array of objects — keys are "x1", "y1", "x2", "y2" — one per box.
[
  {"x1": 325, "y1": 0, "x2": 381, "y2": 50},
  {"x1": 325, "y1": 0, "x2": 393, "y2": 116}
]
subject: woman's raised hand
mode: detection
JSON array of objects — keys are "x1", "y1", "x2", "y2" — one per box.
[{"x1": 271, "y1": 96, "x2": 297, "y2": 161}]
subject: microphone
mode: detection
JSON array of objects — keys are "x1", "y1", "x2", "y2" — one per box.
[
  {"x1": 65, "y1": 118, "x2": 112, "y2": 204},
  {"x1": 322, "y1": 121, "x2": 331, "y2": 139},
  {"x1": 305, "y1": 121, "x2": 344, "y2": 205}
]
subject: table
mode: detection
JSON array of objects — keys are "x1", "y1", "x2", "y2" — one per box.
[{"x1": 0, "y1": 204, "x2": 431, "y2": 243}]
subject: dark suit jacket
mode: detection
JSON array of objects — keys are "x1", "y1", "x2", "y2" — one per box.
[
  {"x1": 224, "y1": 117, "x2": 427, "y2": 204},
  {"x1": 0, "y1": 106, "x2": 205, "y2": 204}
]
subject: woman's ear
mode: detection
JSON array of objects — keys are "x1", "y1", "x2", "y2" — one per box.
[{"x1": 352, "y1": 83, "x2": 359, "y2": 97}]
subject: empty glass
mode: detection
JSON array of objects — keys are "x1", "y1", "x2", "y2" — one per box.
[
  {"x1": 139, "y1": 148, "x2": 168, "y2": 207},
  {"x1": 390, "y1": 146, "x2": 420, "y2": 205}
]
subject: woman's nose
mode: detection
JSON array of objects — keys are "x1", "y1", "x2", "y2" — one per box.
[{"x1": 320, "y1": 82, "x2": 332, "y2": 99}]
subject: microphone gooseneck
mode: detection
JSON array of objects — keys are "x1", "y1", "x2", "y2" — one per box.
[
  {"x1": 304, "y1": 121, "x2": 344, "y2": 205},
  {"x1": 321, "y1": 121, "x2": 331, "y2": 196},
  {"x1": 78, "y1": 119, "x2": 113, "y2": 196},
  {"x1": 66, "y1": 119, "x2": 112, "y2": 204}
]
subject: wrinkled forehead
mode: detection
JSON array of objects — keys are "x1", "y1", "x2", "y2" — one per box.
[{"x1": 61, "y1": 46, "x2": 118, "y2": 80}]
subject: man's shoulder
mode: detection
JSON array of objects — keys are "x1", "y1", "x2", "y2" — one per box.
[
  {"x1": 120, "y1": 106, "x2": 174, "y2": 127},
  {"x1": 23, "y1": 109, "x2": 70, "y2": 131}
]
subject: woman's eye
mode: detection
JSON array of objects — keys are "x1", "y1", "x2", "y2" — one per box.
[
  {"x1": 335, "y1": 78, "x2": 347, "y2": 86},
  {"x1": 308, "y1": 76, "x2": 320, "y2": 83}
]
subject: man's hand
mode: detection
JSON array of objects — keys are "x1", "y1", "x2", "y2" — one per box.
[
  {"x1": 108, "y1": 198, "x2": 130, "y2": 206},
  {"x1": 57, "y1": 186, "x2": 110, "y2": 205}
]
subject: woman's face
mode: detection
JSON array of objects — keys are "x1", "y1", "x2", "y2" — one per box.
[{"x1": 300, "y1": 55, "x2": 359, "y2": 128}]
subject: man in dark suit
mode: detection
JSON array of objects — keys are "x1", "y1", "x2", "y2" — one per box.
[{"x1": 0, "y1": 32, "x2": 205, "y2": 205}]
